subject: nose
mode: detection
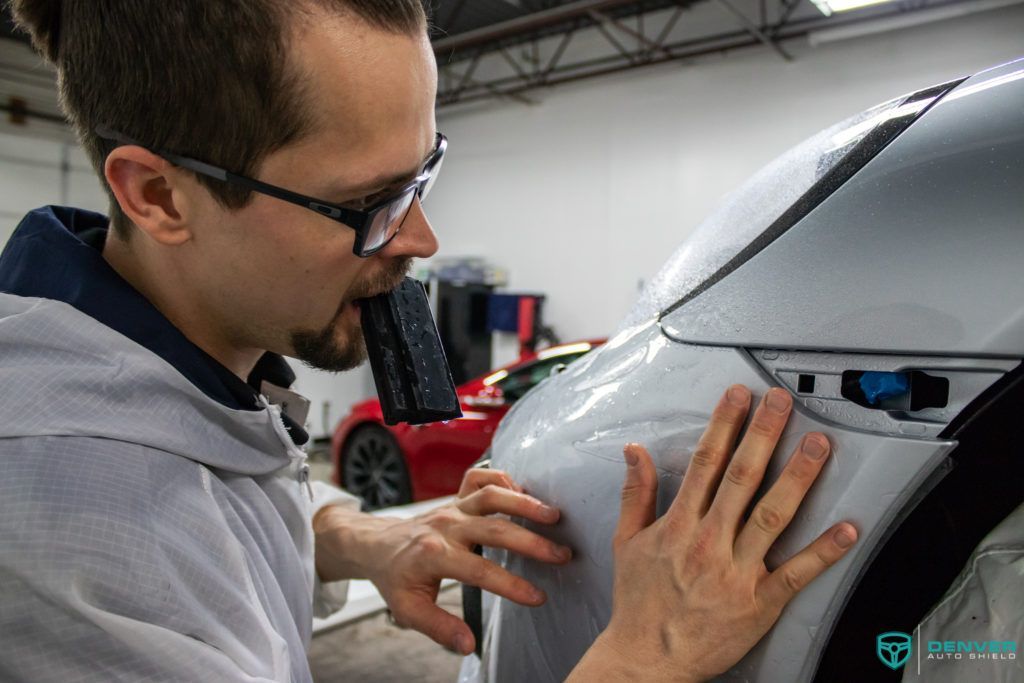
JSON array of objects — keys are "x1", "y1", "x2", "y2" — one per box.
[{"x1": 380, "y1": 196, "x2": 438, "y2": 260}]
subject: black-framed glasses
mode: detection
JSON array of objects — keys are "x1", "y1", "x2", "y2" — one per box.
[{"x1": 95, "y1": 126, "x2": 447, "y2": 257}]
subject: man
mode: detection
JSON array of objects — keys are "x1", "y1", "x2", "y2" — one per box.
[{"x1": 0, "y1": 1, "x2": 857, "y2": 681}]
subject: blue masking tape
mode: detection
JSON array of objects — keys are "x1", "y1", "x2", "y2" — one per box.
[{"x1": 859, "y1": 372, "x2": 910, "y2": 406}]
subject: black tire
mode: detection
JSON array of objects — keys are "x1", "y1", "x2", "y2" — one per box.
[{"x1": 341, "y1": 425, "x2": 413, "y2": 511}]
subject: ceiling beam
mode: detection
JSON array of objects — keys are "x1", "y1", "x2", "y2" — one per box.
[
  {"x1": 588, "y1": 9, "x2": 674, "y2": 61},
  {"x1": 717, "y1": 0, "x2": 792, "y2": 60},
  {"x1": 433, "y1": 0, "x2": 656, "y2": 53}
]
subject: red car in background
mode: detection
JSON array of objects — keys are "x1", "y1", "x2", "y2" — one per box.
[{"x1": 331, "y1": 339, "x2": 604, "y2": 509}]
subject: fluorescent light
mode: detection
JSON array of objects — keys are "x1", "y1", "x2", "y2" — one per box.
[
  {"x1": 944, "y1": 66, "x2": 1024, "y2": 102},
  {"x1": 809, "y1": 0, "x2": 1024, "y2": 42},
  {"x1": 482, "y1": 369, "x2": 509, "y2": 386},
  {"x1": 537, "y1": 342, "x2": 593, "y2": 361},
  {"x1": 810, "y1": 0, "x2": 893, "y2": 16}
]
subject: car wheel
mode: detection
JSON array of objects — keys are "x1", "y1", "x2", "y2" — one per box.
[{"x1": 341, "y1": 425, "x2": 413, "y2": 511}]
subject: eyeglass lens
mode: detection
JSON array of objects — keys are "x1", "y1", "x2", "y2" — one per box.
[
  {"x1": 419, "y1": 148, "x2": 444, "y2": 200},
  {"x1": 359, "y1": 137, "x2": 444, "y2": 255},
  {"x1": 363, "y1": 187, "x2": 417, "y2": 255}
]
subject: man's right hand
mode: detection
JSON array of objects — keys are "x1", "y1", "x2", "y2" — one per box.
[
  {"x1": 313, "y1": 468, "x2": 570, "y2": 655},
  {"x1": 569, "y1": 385, "x2": 859, "y2": 682}
]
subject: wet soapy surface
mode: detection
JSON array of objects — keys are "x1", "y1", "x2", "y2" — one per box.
[
  {"x1": 464, "y1": 63, "x2": 1024, "y2": 682},
  {"x1": 477, "y1": 321, "x2": 952, "y2": 683},
  {"x1": 620, "y1": 96, "x2": 905, "y2": 333}
]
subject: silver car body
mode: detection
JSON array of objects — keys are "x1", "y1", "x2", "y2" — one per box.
[{"x1": 462, "y1": 58, "x2": 1024, "y2": 682}]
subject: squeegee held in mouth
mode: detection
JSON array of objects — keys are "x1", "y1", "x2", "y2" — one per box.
[{"x1": 360, "y1": 277, "x2": 463, "y2": 426}]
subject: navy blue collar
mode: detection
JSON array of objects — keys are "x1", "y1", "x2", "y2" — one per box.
[{"x1": 0, "y1": 206, "x2": 308, "y2": 445}]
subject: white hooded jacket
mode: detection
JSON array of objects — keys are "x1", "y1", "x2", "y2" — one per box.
[{"x1": 0, "y1": 282, "x2": 358, "y2": 678}]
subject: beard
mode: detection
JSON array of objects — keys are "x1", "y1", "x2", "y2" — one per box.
[{"x1": 290, "y1": 258, "x2": 412, "y2": 372}]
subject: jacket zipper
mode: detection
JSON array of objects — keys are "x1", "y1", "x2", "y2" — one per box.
[
  {"x1": 298, "y1": 461, "x2": 313, "y2": 501},
  {"x1": 260, "y1": 396, "x2": 314, "y2": 502}
]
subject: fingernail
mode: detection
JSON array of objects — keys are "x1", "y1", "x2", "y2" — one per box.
[
  {"x1": 540, "y1": 504, "x2": 560, "y2": 522},
  {"x1": 727, "y1": 385, "x2": 750, "y2": 407},
  {"x1": 835, "y1": 526, "x2": 856, "y2": 549},
  {"x1": 554, "y1": 545, "x2": 572, "y2": 562},
  {"x1": 455, "y1": 634, "x2": 473, "y2": 655},
  {"x1": 766, "y1": 389, "x2": 791, "y2": 414},
  {"x1": 624, "y1": 446, "x2": 639, "y2": 467},
  {"x1": 802, "y1": 435, "x2": 828, "y2": 460},
  {"x1": 531, "y1": 588, "x2": 546, "y2": 604}
]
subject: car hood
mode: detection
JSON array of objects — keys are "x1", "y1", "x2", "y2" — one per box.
[{"x1": 631, "y1": 59, "x2": 1024, "y2": 358}]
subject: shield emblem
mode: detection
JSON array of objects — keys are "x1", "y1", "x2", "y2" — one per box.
[{"x1": 877, "y1": 631, "x2": 913, "y2": 670}]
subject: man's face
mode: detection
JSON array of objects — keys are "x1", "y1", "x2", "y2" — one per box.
[{"x1": 179, "y1": 10, "x2": 439, "y2": 372}]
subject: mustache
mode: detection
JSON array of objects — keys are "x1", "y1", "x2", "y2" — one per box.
[{"x1": 346, "y1": 257, "x2": 413, "y2": 302}]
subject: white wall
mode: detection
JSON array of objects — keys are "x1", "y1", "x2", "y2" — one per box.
[
  {"x1": 0, "y1": 133, "x2": 107, "y2": 244},
  {"x1": 290, "y1": 359, "x2": 375, "y2": 440},
  {"x1": 426, "y1": 3, "x2": 1024, "y2": 342}
]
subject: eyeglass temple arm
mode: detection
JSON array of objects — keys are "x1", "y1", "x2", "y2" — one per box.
[
  {"x1": 96, "y1": 125, "x2": 228, "y2": 181},
  {"x1": 95, "y1": 125, "x2": 364, "y2": 224}
]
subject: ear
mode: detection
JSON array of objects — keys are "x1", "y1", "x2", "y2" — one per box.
[{"x1": 103, "y1": 145, "x2": 195, "y2": 246}]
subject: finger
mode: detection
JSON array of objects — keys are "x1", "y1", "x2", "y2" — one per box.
[
  {"x1": 388, "y1": 591, "x2": 477, "y2": 655},
  {"x1": 669, "y1": 385, "x2": 751, "y2": 520},
  {"x1": 456, "y1": 483, "x2": 560, "y2": 525},
  {"x1": 757, "y1": 523, "x2": 858, "y2": 615},
  {"x1": 455, "y1": 516, "x2": 572, "y2": 564},
  {"x1": 458, "y1": 468, "x2": 524, "y2": 498},
  {"x1": 613, "y1": 443, "x2": 658, "y2": 548},
  {"x1": 734, "y1": 433, "x2": 831, "y2": 566},
  {"x1": 446, "y1": 551, "x2": 548, "y2": 608},
  {"x1": 708, "y1": 388, "x2": 792, "y2": 524}
]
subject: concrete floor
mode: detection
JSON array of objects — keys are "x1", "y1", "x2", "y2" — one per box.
[{"x1": 308, "y1": 586, "x2": 465, "y2": 682}]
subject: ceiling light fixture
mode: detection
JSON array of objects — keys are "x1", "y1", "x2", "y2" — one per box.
[{"x1": 810, "y1": 0, "x2": 893, "y2": 16}]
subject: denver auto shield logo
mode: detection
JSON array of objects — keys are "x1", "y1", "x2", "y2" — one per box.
[{"x1": 877, "y1": 631, "x2": 913, "y2": 670}]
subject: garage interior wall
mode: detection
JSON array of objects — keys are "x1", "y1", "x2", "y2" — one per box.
[
  {"x1": 1, "y1": 3, "x2": 1021, "y2": 439},
  {"x1": 0, "y1": 137, "x2": 104, "y2": 244},
  {"x1": 424, "y1": 2, "x2": 1024, "y2": 343}
]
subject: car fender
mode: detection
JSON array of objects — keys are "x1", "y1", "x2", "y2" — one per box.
[{"x1": 477, "y1": 321, "x2": 963, "y2": 682}]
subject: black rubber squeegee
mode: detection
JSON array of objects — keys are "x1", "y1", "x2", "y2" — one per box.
[{"x1": 360, "y1": 277, "x2": 463, "y2": 425}]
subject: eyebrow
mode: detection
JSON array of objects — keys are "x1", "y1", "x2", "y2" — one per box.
[
  {"x1": 347, "y1": 166, "x2": 420, "y2": 195},
  {"x1": 328, "y1": 134, "x2": 439, "y2": 199}
]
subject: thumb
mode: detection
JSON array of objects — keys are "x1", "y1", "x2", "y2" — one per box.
[
  {"x1": 388, "y1": 591, "x2": 476, "y2": 655},
  {"x1": 613, "y1": 443, "x2": 658, "y2": 548}
]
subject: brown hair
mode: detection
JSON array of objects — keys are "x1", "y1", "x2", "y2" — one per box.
[{"x1": 9, "y1": 0, "x2": 427, "y2": 238}]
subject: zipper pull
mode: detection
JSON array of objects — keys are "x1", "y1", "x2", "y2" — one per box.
[{"x1": 298, "y1": 462, "x2": 313, "y2": 501}]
